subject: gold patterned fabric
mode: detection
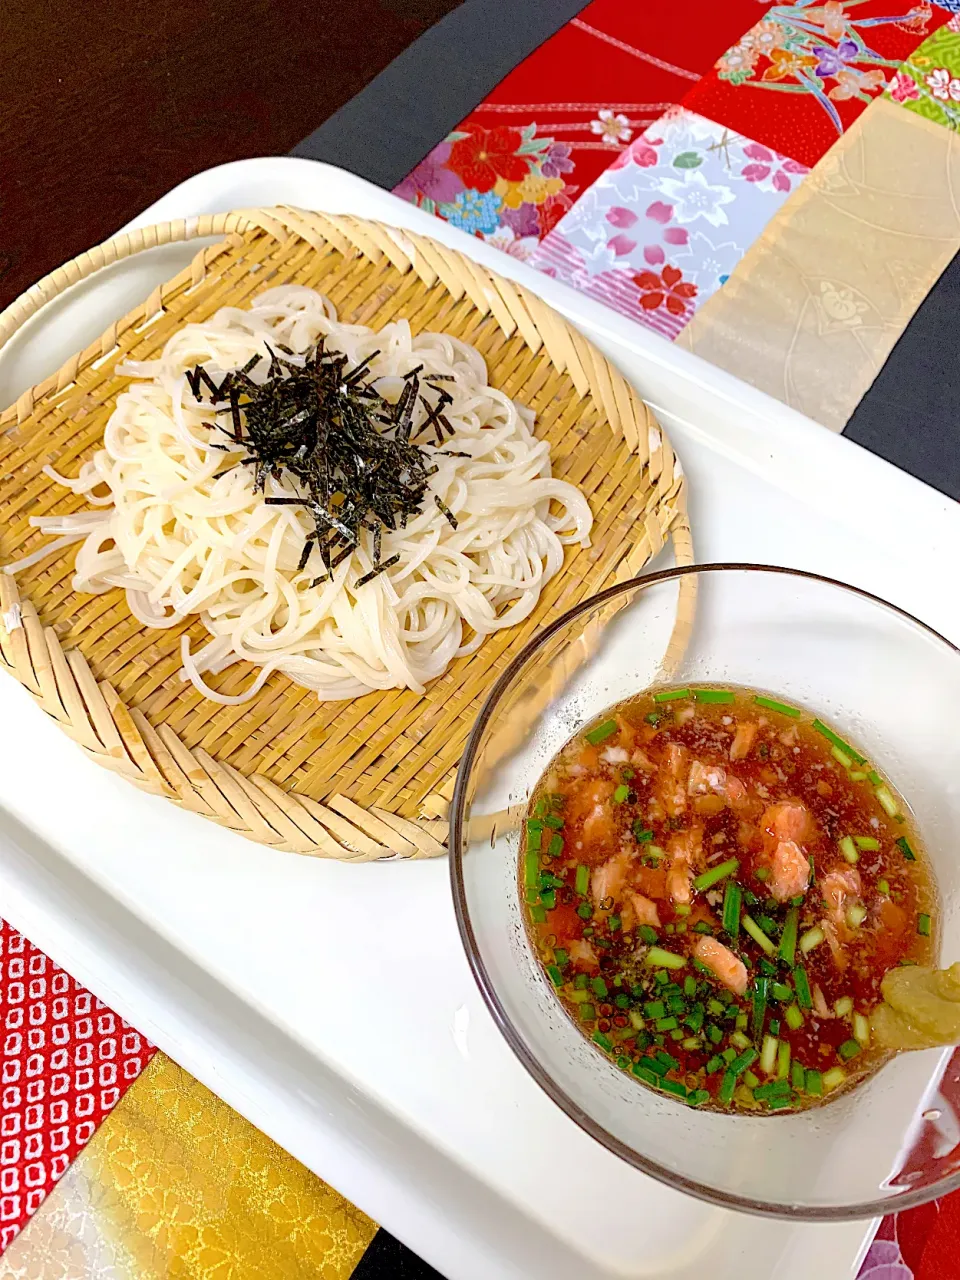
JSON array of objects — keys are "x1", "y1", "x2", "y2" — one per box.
[
  {"x1": 677, "y1": 99, "x2": 960, "y2": 432},
  {"x1": 0, "y1": 1055, "x2": 377, "y2": 1280}
]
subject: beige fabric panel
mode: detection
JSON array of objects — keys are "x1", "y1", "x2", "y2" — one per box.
[{"x1": 677, "y1": 99, "x2": 960, "y2": 432}]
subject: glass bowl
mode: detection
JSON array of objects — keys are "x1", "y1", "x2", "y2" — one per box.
[{"x1": 449, "y1": 564, "x2": 960, "y2": 1220}]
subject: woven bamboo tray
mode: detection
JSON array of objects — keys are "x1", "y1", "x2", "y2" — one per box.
[{"x1": 0, "y1": 206, "x2": 691, "y2": 860}]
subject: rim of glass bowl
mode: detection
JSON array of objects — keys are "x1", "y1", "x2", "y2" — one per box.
[{"x1": 450, "y1": 562, "x2": 960, "y2": 1221}]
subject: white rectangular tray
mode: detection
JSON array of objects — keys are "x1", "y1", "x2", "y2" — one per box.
[{"x1": 2, "y1": 159, "x2": 958, "y2": 1280}]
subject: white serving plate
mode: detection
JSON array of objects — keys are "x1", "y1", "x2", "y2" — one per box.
[{"x1": 2, "y1": 159, "x2": 958, "y2": 1280}]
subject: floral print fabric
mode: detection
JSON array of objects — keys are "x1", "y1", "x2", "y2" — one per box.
[
  {"x1": 393, "y1": 0, "x2": 769, "y2": 261},
  {"x1": 527, "y1": 110, "x2": 808, "y2": 339},
  {"x1": 886, "y1": 14, "x2": 960, "y2": 129},
  {"x1": 682, "y1": 0, "x2": 950, "y2": 166}
]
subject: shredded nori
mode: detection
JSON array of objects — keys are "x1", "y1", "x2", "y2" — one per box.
[{"x1": 188, "y1": 339, "x2": 450, "y2": 584}]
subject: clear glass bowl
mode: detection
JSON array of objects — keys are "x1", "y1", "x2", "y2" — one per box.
[{"x1": 450, "y1": 564, "x2": 960, "y2": 1219}]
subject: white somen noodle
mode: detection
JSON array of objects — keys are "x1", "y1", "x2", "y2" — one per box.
[{"x1": 10, "y1": 286, "x2": 593, "y2": 703}]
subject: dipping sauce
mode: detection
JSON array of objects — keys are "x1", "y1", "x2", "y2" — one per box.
[{"x1": 521, "y1": 686, "x2": 936, "y2": 1113}]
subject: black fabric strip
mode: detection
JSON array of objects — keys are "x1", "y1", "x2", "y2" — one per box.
[
  {"x1": 352, "y1": 1228, "x2": 446, "y2": 1279},
  {"x1": 291, "y1": 0, "x2": 591, "y2": 189},
  {"x1": 843, "y1": 248, "x2": 960, "y2": 503}
]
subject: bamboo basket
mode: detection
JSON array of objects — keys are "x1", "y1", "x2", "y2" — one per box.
[{"x1": 0, "y1": 206, "x2": 691, "y2": 860}]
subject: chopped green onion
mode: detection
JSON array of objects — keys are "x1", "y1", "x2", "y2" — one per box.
[
  {"x1": 683, "y1": 975, "x2": 696, "y2": 997},
  {"x1": 655, "y1": 1016, "x2": 678, "y2": 1031},
  {"x1": 532, "y1": 796, "x2": 548, "y2": 819},
  {"x1": 754, "y1": 867, "x2": 769, "y2": 883},
  {"x1": 547, "y1": 834, "x2": 564, "y2": 857},
  {"x1": 693, "y1": 858, "x2": 739, "y2": 893},
  {"x1": 760, "y1": 1034, "x2": 778, "y2": 1076},
  {"x1": 742, "y1": 914, "x2": 776, "y2": 955},
  {"x1": 531, "y1": 904, "x2": 546, "y2": 924},
  {"x1": 846, "y1": 904, "x2": 867, "y2": 929},
  {"x1": 735, "y1": 1012, "x2": 748, "y2": 1030},
  {"x1": 839, "y1": 836, "x2": 859, "y2": 864},
  {"x1": 608, "y1": 914, "x2": 621, "y2": 932},
  {"x1": 540, "y1": 873, "x2": 564, "y2": 890},
  {"x1": 628, "y1": 1010, "x2": 645, "y2": 1030},
  {"x1": 524, "y1": 851, "x2": 539, "y2": 889},
  {"x1": 638, "y1": 924, "x2": 658, "y2": 945},
  {"x1": 681, "y1": 1036, "x2": 702, "y2": 1051},
  {"x1": 633, "y1": 823, "x2": 654, "y2": 842},
  {"x1": 685, "y1": 1003, "x2": 705, "y2": 1033},
  {"x1": 730, "y1": 1046, "x2": 758, "y2": 1075},
  {"x1": 785, "y1": 1003, "x2": 804, "y2": 1031},
  {"x1": 719, "y1": 1069, "x2": 738, "y2": 1106},
  {"x1": 853, "y1": 1012, "x2": 870, "y2": 1045},
  {"x1": 659, "y1": 1077, "x2": 688, "y2": 1099},
  {"x1": 867, "y1": 770, "x2": 882, "y2": 786},
  {"x1": 721, "y1": 881, "x2": 742, "y2": 939},
  {"x1": 694, "y1": 688, "x2": 735, "y2": 704},
  {"x1": 771, "y1": 982, "x2": 793, "y2": 1002},
  {"x1": 546, "y1": 965, "x2": 564, "y2": 986},
  {"x1": 834, "y1": 996, "x2": 854, "y2": 1017},
  {"x1": 779, "y1": 907, "x2": 799, "y2": 967},
  {"x1": 855, "y1": 836, "x2": 880, "y2": 851},
  {"x1": 591, "y1": 977, "x2": 608, "y2": 998},
  {"x1": 705, "y1": 1054, "x2": 724, "y2": 1074},
  {"x1": 613, "y1": 784, "x2": 630, "y2": 804},
  {"x1": 722, "y1": 1047, "x2": 737, "y2": 1065},
  {"x1": 823, "y1": 1067, "x2": 847, "y2": 1091},
  {"x1": 645, "y1": 947, "x2": 686, "y2": 970},
  {"x1": 687, "y1": 1090, "x2": 710, "y2": 1107},
  {"x1": 876, "y1": 786, "x2": 899, "y2": 818},
  {"x1": 791, "y1": 1061, "x2": 806, "y2": 1092},
  {"x1": 675, "y1": 904, "x2": 692, "y2": 917},
  {"x1": 812, "y1": 719, "x2": 866, "y2": 764},
  {"x1": 838, "y1": 1039, "x2": 861, "y2": 1061},
  {"x1": 575, "y1": 865, "x2": 590, "y2": 896},
  {"x1": 831, "y1": 746, "x2": 854, "y2": 769},
  {"x1": 878, "y1": 879, "x2": 890, "y2": 896},
  {"x1": 632, "y1": 1063, "x2": 659, "y2": 1087},
  {"x1": 744, "y1": 1070, "x2": 760, "y2": 1089},
  {"x1": 896, "y1": 836, "x2": 916, "y2": 862},
  {"x1": 754, "y1": 695, "x2": 801, "y2": 718},
  {"x1": 730, "y1": 1030, "x2": 752, "y2": 1051},
  {"x1": 645, "y1": 712, "x2": 660, "y2": 726},
  {"x1": 918, "y1": 913, "x2": 932, "y2": 937},
  {"x1": 620, "y1": 766, "x2": 635, "y2": 782},
  {"x1": 543, "y1": 814, "x2": 564, "y2": 829},
  {"x1": 540, "y1": 889, "x2": 556, "y2": 910},
  {"x1": 653, "y1": 688, "x2": 690, "y2": 703},
  {"x1": 614, "y1": 994, "x2": 630, "y2": 1009},
  {"x1": 577, "y1": 904, "x2": 593, "y2": 921},
  {"x1": 585, "y1": 719, "x2": 618, "y2": 745},
  {"x1": 769, "y1": 1018, "x2": 780, "y2": 1035},
  {"x1": 752, "y1": 978, "x2": 769, "y2": 1040},
  {"x1": 849, "y1": 770, "x2": 866, "y2": 782},
  {"x1": 579, "y1": 1003, "x2": 596, "y2": 1021},
  {"x1": 777, "y1": 1040, "x2": 791, "y2": 1081},
  {"x1": 708, "y1": 1024, "x2": 724, "y2": 1044},
  {"x1": 554, "y1": 947, "x2": 568, "y2": 966},
  {"x1": 574, "y1": 973, "x2": 588, "y2": 990},
  {"x1": 707, "y1": 998, "x2": 724, "y2": 1016},
  {"x1": 593, "y1": 1030, "x2": 614, "y2": 1053},
  {"x1": 799, "y1": 926, "x2": 824, "y2": 955},
  {"x1": 569, "y1": 988, "x2": 590, "y2": 1003},
  {"x1": 806, "y1": 1069, "x2": 823, "y2": 1097},
  {"x1": 793, "y1": 966, "x2": 812, "y2": 1010}
]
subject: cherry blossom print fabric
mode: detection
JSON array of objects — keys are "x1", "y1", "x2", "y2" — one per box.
[{"x1": 527, "y1": 109, "x2": 809, "y2": 339}]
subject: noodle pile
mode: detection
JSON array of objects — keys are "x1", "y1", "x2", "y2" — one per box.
[{"x1": 15, "y1": 287, "x2": 593, "y2": 703}]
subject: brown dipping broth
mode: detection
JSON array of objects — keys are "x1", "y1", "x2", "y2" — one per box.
[{"x1": 521, "y1": 686, "x2": 936, "y2": 1113}]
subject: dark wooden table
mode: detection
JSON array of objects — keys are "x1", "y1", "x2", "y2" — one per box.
[{"x1": 1, "y1": 0, "x2": 461, "y2": 310}]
